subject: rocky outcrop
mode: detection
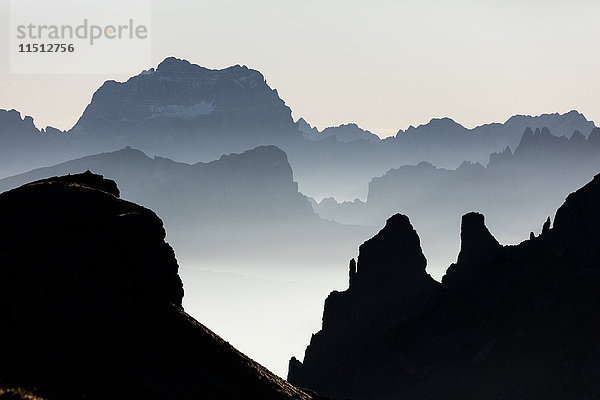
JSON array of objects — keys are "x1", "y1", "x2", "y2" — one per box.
[
  {"x1": 289, "y1": 173, "x2": 600, "y2": 399},
  {"x1": 289, "y1": 214, "x2": 440, "y2": 396},
  {"x1": 456, "y1": 212, "x2": 501, "y2": 263},
  {"x1": 0, "y1": 109, "x2": 39, "y2": 139},
  {"x1": 0, "y1": 172, "x2": 318, "y2": 400}
]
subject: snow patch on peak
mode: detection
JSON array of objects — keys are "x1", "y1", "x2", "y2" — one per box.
[{"x1": 147, "y1": 101, "x2": 214, "y2": 119}]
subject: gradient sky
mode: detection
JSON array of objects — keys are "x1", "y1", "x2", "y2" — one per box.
[{"x1": 0, "y1": 0, "x2": 598, "y2": 137}]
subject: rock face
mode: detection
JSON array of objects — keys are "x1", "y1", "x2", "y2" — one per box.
[
  {"x1": 289, "y1": 214, "x2": 440, "y2": 396},
  {"x1": 73, "y1": 57, "x2": 297, "y2": 136},
  {"x1": 69, "y1": 57, "x2": 302, "y2": 162},
  {"x1": 0, "y1": 172, "x2": 317, "y2": 400},
  {"x1": 289, "y1": 174, "x2": 600, "y2": 399}
]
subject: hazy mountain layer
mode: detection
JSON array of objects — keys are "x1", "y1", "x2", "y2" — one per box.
[
  {"x1": 314, "y1": 127, "x2": 600, "y2": 277},
  {"x1": 0, "y1": 145, "x2": 372, "y2": 270},
  {"x1": 0, "y1": 57, "x2": 596, "y2": 199},
  {"x1": 297, "y1": 118, "x2": 381, "y2": 143}
]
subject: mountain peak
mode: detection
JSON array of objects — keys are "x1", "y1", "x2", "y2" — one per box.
[
  {"x1": 289, "y1": 213, "x2": 440, "y2": 393},
  {"x1": 317, "y1": 122, "x2": 381, "y2": 143},
  {"x1": 457, "y1": 212, "x2": 500, "y2": 264},
  {"x1": 156, "y1": 56, "x2": 201, "y2": 73},
  {"x1": 0, "y1": 109, "x2": 38, "y2": 133},
  {"x1": 398, "y1": 117, "x2": 468, "y2": 139},
  {"x1": 356, "y1": 213, "x2": 428, "y2": 282},
  {"x1": 71, "y1": 57, "x2": 297, "y2": 148}
]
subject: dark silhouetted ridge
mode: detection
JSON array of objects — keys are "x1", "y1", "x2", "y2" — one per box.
[
  {"x1": 0, "y1": 172, "x2": 319, "y2": 400},
  {"x1": 290, "y1": 174, "x2": 600, "y2": 399},
  {"x1": 290, "y1": 214, "x2": 440, "y2": 395}
]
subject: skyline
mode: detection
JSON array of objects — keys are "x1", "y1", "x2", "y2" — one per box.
[{"x1": 1, "y1": 0, "x2": 599, "y2": 137}]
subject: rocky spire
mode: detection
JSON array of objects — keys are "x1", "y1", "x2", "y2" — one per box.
[
  {"x1": 354, "y1": 214, "x2": 430, "y2": 292},
  {"x1": 542, "y1": 216, "x2": 552, "y2": 235},
  {"x1": 457, "y1": 212, "x2": 500, "y2": 265},
  {"x1": 348, "y1": 258, "x2": 357, "y2": 288}
]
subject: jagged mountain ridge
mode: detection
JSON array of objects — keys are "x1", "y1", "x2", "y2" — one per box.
[
  {"x1": 289, "y1": 173, "x2": 600, "y2": 399},
  {"x1": 313, "y1": 126, "x2": 600, "y2": 275},
  {"x1": 0, "y1": 57, "x2": 597, "y2": 199},
  {"x1": 297, "y1": 118, "x2": 381, "y2": 143},
  {"x1": 0, "y1": 172, "x2": 320, "y2": 400},
  {"x1": 397, "y1": 110, "x2": 595, "y2": 151}
]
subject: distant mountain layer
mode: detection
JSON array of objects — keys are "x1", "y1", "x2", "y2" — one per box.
[
  {"x1": 0, "y1": 145, "x2": 371, "y2": 270},
  {"x1": 313, "y1": 127, "x2": 600, "y2": 275},
  {"x1": 289, "y1": 173, "x2": 600, "y2": 399},
  {"x1": 297, "y1": 118, "x2": 381, "y2": 143},
  {"x1": 0, "y1": 145, "x2": 314, "y2": 224},
  {"x1": 0, "y1": 57, "x2": 597, "y2": 199},
  {"x1": 0, "y1": 172, "x2": 318, "y2": 400},
  {"x1": 396, "y1": 110, "x2": 595, "y2": 152}
]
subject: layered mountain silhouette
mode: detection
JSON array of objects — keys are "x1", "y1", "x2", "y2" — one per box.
[
  {"x1": 0, "y1": 171, "x2": 322, "y2": 400},
  {"x1": 0, "y1": 145, "x2": 370, "y2": 270},
  {"x1": 0, "y1": 57, "x2": 596, "y2": 199},
  {"x1": 289, "y1": 173, "x2": 600, "y2": 399},
  {"x1": 0, "y1": 145, "x2": 315, "y2": 224},
  {"x1": 314, "y1": 126, "x2": 600, "y2": 275},
  {"x1": 0, "y1": 109, "x2": 69, "y2": 177},
  {"x1": 393, "y1": 110, "x2": 595, "y2": 164}
]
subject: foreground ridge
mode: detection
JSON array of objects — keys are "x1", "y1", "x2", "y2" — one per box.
[
  {"x1": 290, "y1": 173, "x2": 600, "y2": 399},
  {"x1": 0, "y1": 171, "x2": 318, "y2": 400}
]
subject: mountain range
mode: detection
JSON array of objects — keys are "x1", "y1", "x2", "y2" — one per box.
[
  {"x1": 313, "y1": 126, "x2": 600, "y2": 276},
  {"x1": 0, "y1": 57, "x2": 596, "y2": 199},
  {"x1": 0, "y1": 145, "x2": 371, "y2": 272},
  {"x1": 289, "y1": 173, "x2": 600, "y2": 399},
  {"x1": 0, "y1": 145, "x2": 375, "y2": 376},
  {"x1": 2, "y1": 56, "x2": 599, "y2": 379}
]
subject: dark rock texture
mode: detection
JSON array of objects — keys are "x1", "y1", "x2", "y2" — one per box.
[
  {"x1": 289, "y1": 173, "x2": 600, "y2": 400},
  {"x1": 290, "y1": 214, "x2": 440, "y2": 397},
  {"x1": 0, "y1": 172, "x2": 317, "y2": 400}
]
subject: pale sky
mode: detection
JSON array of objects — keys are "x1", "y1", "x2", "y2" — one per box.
[{"x1": 0, "y1": 0, "x2": 598, "y2": 137}]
